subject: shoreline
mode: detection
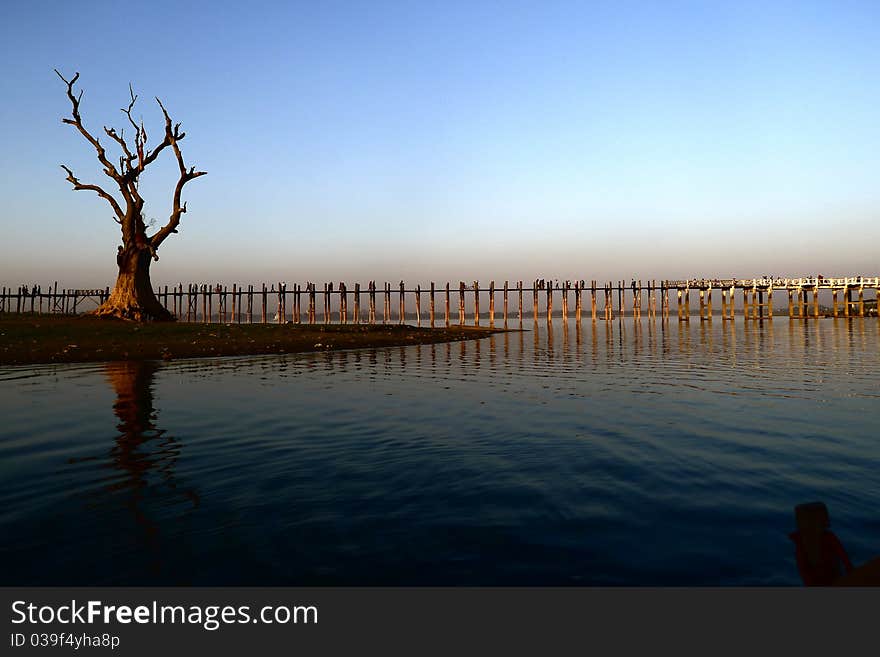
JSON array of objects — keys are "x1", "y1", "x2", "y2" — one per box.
[{"x1": 0, "y1": 315, "x2": 511, "y2": 366}]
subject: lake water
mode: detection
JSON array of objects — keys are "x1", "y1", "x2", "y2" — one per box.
[{"x1": 1, "y1": 317, "x2": 878, "y2": 585}]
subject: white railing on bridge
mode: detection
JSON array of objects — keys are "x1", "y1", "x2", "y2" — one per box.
[{"x1": 666, "y1": 276, "x2": 879, "y2": 289}]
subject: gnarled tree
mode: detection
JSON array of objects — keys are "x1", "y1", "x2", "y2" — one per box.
[{"x1": 56, "y1": 70, "x2": 206, "y2": 321}]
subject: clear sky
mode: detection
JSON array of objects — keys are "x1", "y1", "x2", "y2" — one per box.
[{"x1": 1, "y1": 0, "x2": 878, "y2": 287}]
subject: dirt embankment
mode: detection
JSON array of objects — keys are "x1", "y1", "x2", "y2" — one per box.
[{"x1": 0, "y1": 315, "x2": 510, "y2": 366}]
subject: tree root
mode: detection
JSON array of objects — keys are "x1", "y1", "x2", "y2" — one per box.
[{"x1": 90, "y1": 301, "x2": 175, "y2": 322}]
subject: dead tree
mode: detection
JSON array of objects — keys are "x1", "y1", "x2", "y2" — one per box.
[{"x1": 56, "y1": 70, "x2": 206, "y2": 321}]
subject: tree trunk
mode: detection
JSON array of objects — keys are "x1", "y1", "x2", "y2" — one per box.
[{"x1": 92, "y1": 247, "x2": 173, "y2": 321}]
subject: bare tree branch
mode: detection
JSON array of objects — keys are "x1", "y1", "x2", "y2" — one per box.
[
  {"x1": 103, "y1": 126, "x2": 137, "y2": 171},
  {"x1": 54, "y1": 69, "x2": 123, "y2": 183},
  {"x1": 119, "y1": 83, "x2": 148, "y2": 172},
  {"x1": 115, "y1": 86, "x2": 175, "y2": 183},
  {"x1": 149, "y1": 98, "x2": 206, "y2": 249},
  {"x1": 60, "y1": 164, "x2": 125, "y2": 219}
]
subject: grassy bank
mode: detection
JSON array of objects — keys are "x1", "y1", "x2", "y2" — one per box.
[{"x1": 0, "y1": 315, "x2": 508, "y2": 366}]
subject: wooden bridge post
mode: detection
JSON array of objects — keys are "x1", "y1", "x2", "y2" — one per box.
[
  {"x1": 309, "y1": 283, "x2": 318, "y2": 324},
  {"x1": 532, "y1": 280, "x2": 538, "y2": 321},
  {"x1": 517, "y1": 280, "x2": 524, "y2": 325},
  {"x1": 303, "y1": 284, "x2": 309, "y2": 324},
  {"x1": 561, "y1": 281, "x2": 568, "y2": 321},
  {"x1": 617, "y1": 281, "x2": 623, "y2": 317},
  {"x1": 603, "y1": 282, "x2": 611, "y2": 320},
  {"x1": 260, "y1": 283, "x2": 267, "y2": 323},
  {"x1": 445, "y1": 282, "x2": 451, "y2": 327},
  {"x1": 660, "y1": 282, "x2": 667, "y2": 319},
  {"x1": 699, "y1": 288, "x2": 706, "y2": 321},
  {"x1": 231, "y1": 284, "x2": 237, "y2": 323},
  {"x1": 858, "y1": 284, "x2": 865, "y2": 317},
  {"x1": 677, "y1": 287, "x2": 683, "y2": 321},
  {"x1": 416, "y1": 284, "x2": 421, "y2": 326},
  {"x1": 353, "y1": 283, "x2": 360, "y2": 324},
  {"x1": 684, "y1": 285, "x2": 690, "y2": 322},
  {"x1": 832, "y1": 288, "x2": 838, "y2": 317},
  {"x1": 546, "y1": 281, "x2": 553, "y2": 323},
  {"x1": 284, "y1": 283, "x2": 290, "y2": 323},
  {"x1": 399, "y1": 281, "x2": 405, "y2": 325},
  {"x1": 364, "y1": 282, "x2": 371, "y2": 324},
  {"x1": 638, "y1": 280, "x2": 643, "y2": 318},
  {"x1": 591, "y1": 280, "x2": 597, "y2": 322},
  {"x1": 575, "y1": 281, "x2": 582, "y2": 322},
  {"x1": 488, "y1": 281, "x2": 495, "y2": 327},
  {"x1": 788, "y1": 289, "x2": 794, "y2": 319},
  {"x1": 812, "y1": 286, "x2": 819, "y2": 319},
  {"x1": 340, "y1": 282, "x2": 348, "y2": 324},
  {"x1": 459, "y1": 282, "x2": 465, "y2": 326},
  {"x1": 503, "y1": 281, "x2": 509, "y2": 328},
  {"x1": 303, "y1": 283, "x2": 309, "y2": 324},
  {"x1": 653, "y1": 280, "x2": 659, "y2": 317},
  {"x1": 430, "y1": 282, "x2": 435, "y2": 328},
  {"x1": 473, "y1": 281, "x2": 480, "y2": 326},
  {"x1": 767, "y1": 287, "x2": 773, "y2": 320},
  {"x1": 630, "y1": 281, "x2": 637, "y2": 318}
]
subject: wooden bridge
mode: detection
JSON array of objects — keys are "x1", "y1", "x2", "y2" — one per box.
[{"x1": 1, "y1": 276, "x2": 877, "y2": 325}]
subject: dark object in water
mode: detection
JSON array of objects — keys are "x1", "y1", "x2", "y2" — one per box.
[{"x1": 789, "y1": 502, "x2": 854, "y2": 586}]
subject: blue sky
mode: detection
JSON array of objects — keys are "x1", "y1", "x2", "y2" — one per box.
[{"x1": 1, "y1": 0, "x2": 878, "y2": 286}]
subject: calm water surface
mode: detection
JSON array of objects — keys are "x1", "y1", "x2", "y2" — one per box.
[{"x1": 1, "y1": 318, "x2": 878, "y2": 585}]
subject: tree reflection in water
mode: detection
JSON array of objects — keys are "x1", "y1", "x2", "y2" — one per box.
[{"x1": 73, "y1": 361, "x2": 199, "y2": 580}]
